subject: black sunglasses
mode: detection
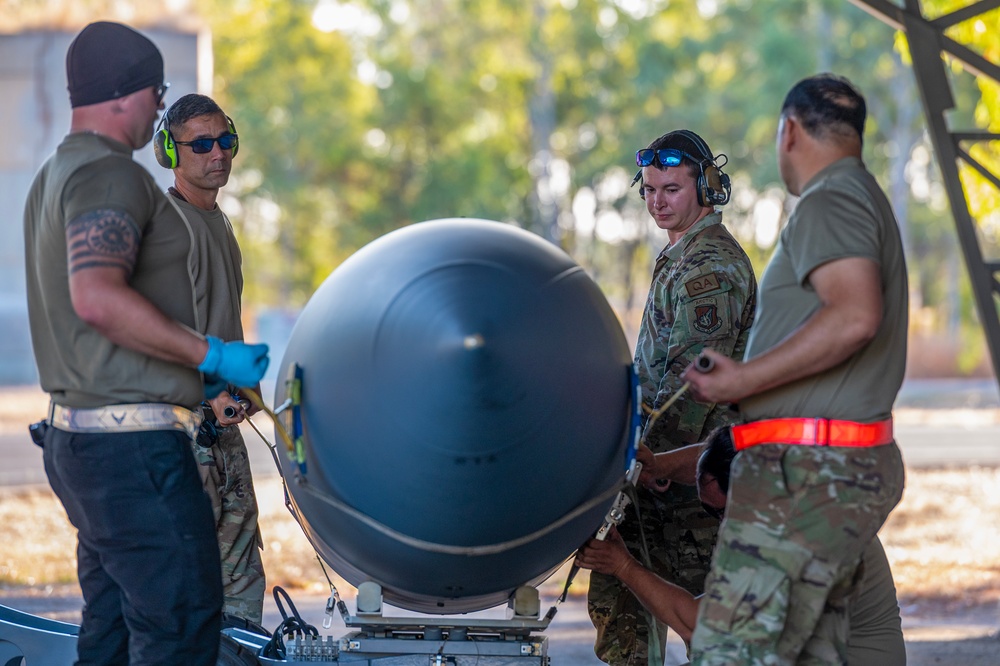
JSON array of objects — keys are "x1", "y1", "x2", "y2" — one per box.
[
  {"x1": 175, "y1": 133, "x2": 239, "y2": 154},
  {"x1": 155, "y1": 82, "x2": 170, "y2": 105},
  {"x1": 635, "y1": 148, "x2": 703, "y2": 168}
]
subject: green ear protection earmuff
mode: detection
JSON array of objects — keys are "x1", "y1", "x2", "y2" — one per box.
[
  {"x1": 152, "y1": 114, "x2": 178, "y2": 169},
  {"x1": 153, "y1": 113, "x2": 239, "y2": 169}
]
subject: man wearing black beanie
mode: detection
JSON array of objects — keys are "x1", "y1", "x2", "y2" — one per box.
[
  {"x1": 66, "y1": 21, "x2": 167, "y2": 109},
  {"x1": 23, "y1": 20, "x2": 270, "y2": 666}
]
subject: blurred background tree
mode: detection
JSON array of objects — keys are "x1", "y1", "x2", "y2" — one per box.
[{"x1": 5, "y1": 0, "x2": 997, "y2": 375}]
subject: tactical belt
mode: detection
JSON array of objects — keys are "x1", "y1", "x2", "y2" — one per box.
[
  {"x1": 731, "y1": 417, "x2": 893, "y2": 451},
  {"x1": 49, "y1": 402, "x2": 203, "y2": 441}
]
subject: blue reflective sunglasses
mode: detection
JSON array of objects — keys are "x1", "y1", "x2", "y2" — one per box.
[
  {"x1": 175, "y1": 132, "x2": 239, "y2": 154},
  {"x1": 635, "y1": 148, "x2": 702, "y2": 168}
]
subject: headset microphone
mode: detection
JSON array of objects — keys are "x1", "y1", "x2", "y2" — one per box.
[{"x1": 631, "y1": 130, "x2": 731, "y2": 205}]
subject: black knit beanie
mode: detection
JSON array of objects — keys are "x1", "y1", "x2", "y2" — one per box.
[{"x1": 66, "y1": 21, "x2": 164, "y2": 108}]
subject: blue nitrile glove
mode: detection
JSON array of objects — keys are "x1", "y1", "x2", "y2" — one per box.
[
  {"x1": 203, "y1": 374, "x2": 228, "y2": 400},
  {"x1": 198, "y1": 336, "x2": 270, "y2": 388}
]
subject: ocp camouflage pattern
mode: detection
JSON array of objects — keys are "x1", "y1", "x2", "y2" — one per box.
[
  {"x1": 589, "y1": 212, "x2": 757, "y2": 665},
  {"x1": 634, "y1": 212, "x2": 757, "y2": 453},
  {"x1": 192, "y1": 424, "x2": 267, "y2": 624},
  {"x1": 690, "y1": 443, "x2": 905, "y2": 665}
]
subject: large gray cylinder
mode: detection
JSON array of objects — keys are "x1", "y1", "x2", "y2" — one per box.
[{"x1": 275, "y1": 218, "x2": 635, "y2": 614}]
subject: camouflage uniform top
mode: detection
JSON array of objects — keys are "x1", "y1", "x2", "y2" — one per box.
[{"x1": 635, "y1": 211, "x2": 756, "y2": 452}]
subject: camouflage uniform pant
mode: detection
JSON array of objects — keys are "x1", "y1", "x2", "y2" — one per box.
[
  {"x1": 192, "y1": 425, "x2": 266, "y2": 624},
  {"x1": 690, "y1": 442, "x2": 905, "y2": 666},
  {"x1": 588, "y1": 483, "x2": 719, "y2": 665}
]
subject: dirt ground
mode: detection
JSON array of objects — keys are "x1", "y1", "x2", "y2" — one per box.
[
  {"x1": 2, "y1": 469, "x2": 998, "y2": 664},
  {"x1": 0, "y1": 386, "x2": 997, "y2": 663}
]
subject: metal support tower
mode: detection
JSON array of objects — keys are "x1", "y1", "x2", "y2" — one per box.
[{"x1": 848, "y1": 0, "x2": 1000, "y2": 392}]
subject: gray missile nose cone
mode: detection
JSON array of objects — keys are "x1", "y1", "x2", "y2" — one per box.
[{"x1": 275, "y1": 218, "x2": 636, "y2": 614}]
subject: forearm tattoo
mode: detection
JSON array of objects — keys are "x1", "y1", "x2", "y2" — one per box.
[{"x1": 67, "y1": 209, "x2": 141, "y2": 278}]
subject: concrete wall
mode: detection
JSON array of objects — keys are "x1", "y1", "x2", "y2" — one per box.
[{"x1": 0, "y1": 27, "x2": 207, "y2": 384}]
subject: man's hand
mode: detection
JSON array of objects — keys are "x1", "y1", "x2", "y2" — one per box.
[
  {"x1": 637, "y1": 442, "x2": 704, "y2": 488},
  {"x1": 208, "y1": 391, "x2": 245, "y2": 427},
  {"x1": 236, "y1": 385, "x2": 263, "y2": 417},
  {"x1": 636, "y1": 445, "x2": 671, "y2": 492},
  {"x1": 199, "y1": 336, "x2": 270, "y2": 388},
  {"x1": 575, "y1": 528, "x2": 636, "y2": 579},
  {"x1": 680, "y1": 348, "x2": 747, "y2": 404}
]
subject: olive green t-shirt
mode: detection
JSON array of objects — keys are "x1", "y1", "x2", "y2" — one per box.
[
  {"x1": 171, "y1": 196, "x2": 245, "y2": 342},
  {"x1": 24, "y1": 132, "x2": 204, "y2": 409},
  {"x1": 741, "y1": 157, "x2": 908, "y2": 422}
]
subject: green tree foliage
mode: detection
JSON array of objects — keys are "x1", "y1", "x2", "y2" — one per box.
[
  {"x1": 199, "y1": 0, "x2": 378, "y2": 305},
  {"x1": 924, "y1": 1, "x2": 1000, "y2": 253},
  {"x1": 885, "y1": 0, "x2": 999, "y2": 366},
  {"x1": 192, "y1": 0, "x2": 995, "y2": 374},
  {"x1": 34, "y1": 0, "x2": 991, "y2": 372}
]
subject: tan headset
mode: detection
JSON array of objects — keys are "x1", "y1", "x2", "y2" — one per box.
[{"x1": 633, "y1": 129, "x2": 731, "y2": 207}]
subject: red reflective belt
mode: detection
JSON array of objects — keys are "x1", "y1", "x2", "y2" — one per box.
[{"x1": 731, "y1": 417, "x2": 893, "y2": 451}]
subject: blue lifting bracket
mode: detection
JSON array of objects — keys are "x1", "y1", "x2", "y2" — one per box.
[
  {"x1": 595, "y1": 363, "x2": 643, "y2": 542},
  {"x1": 624, "y1": 361, "x2": 643, "y2": 475}
]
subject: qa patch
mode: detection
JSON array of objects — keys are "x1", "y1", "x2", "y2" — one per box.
[
  {"x1": 693, "y1": 303, "x2": 722, "y2": 334},
  {"x1": 685, "y1": 272, "x2": 722, "y2": 298}
]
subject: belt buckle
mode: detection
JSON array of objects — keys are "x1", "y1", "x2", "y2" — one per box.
[{"x1": 815, "y1": 418, "x2": 830, "y2": 446}]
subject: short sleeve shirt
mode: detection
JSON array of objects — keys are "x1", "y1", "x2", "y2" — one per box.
[
  {"x1": 24, "y1": 133, "x2": 203, "y2": 409},
  {"x1": 172, "y1": 196, "x2": 245, "y2": 342},
  {"x1": 741, "y1": 157, "x2": 908, "y2": 422},
  {"x1": 635, "y1": 212, "x2": 757, "y2": 451}
]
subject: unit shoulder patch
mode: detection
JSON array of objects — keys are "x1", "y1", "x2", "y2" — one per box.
[{"x1": 692, "y1": 302, "x2": 722, "y2": 334}]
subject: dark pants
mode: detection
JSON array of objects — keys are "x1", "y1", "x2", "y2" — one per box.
[{"x1": 43, "y1": 427, "x2": 222, "y2": 665}]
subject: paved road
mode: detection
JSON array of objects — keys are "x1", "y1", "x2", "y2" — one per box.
[
  {"x1": 2, "y1": 415, "x2": 997, "y2": 489},
  {"x1": 895, "y1": 421, "x2": 1000, "y2": 467},
  {"x1": 1, "y1": 380, "x2": 995, "y2": 664},
  {"x1": 1, "y1": 378, "x2": 996, "y2": 664}
]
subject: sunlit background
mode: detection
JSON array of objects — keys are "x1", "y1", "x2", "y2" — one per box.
[
  {"x1": 1, "y1": 0, "x2": 998, "y2": 384},
  {"x1": 1, "y1": 3, "x2": 999, "y2": 661}
]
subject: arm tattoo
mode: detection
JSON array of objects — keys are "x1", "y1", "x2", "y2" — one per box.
[{"x1": 67, "y1": 209, "x2": 141, "y2": 278}]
